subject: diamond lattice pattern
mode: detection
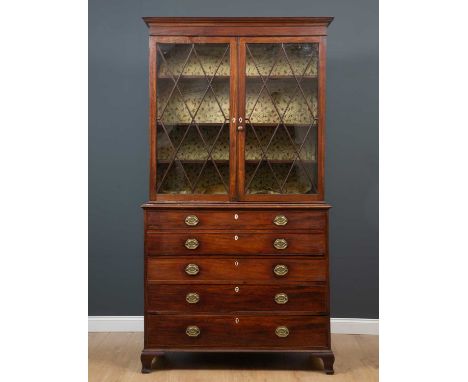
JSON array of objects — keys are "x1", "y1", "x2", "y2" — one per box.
[
  {"x1": 244, "y1": 43, "x2": 319, "y2": 195},
  {"x1": 156, "y1": 43, "x2": 230, "y2": 195}
]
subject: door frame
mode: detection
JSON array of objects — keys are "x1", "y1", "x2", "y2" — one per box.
[
  {"x1": 236, "y1": 36, "x2": 327, "y2": 202},
  {"x1": 149, "y1": 36, "x2": 238, "y2": 201}
]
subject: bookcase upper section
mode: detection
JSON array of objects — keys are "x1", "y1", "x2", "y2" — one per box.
[{"x1": 144, "y1": 18, "x2": 333, "y2": 201}]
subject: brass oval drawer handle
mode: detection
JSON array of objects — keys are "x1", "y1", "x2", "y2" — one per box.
[
  {"x1": 274, "y1": 293, "x2": 288, "y2": 304},
  {"x1": 185, "y1": 263, "x2": 200, "y2": 275},
  {"x1": 186, "y1": 325, "x2": 200, "y2": 337},
  {"x1": 273, "y1": 215, "x2": 288, "y2": 226},
  {"x1": 185, "y1": 238, "x2": 199, "y2": 250},
  {"x1": 186, "y1": 292, "x2": 200, "y2": 304},
  {"x1": 275, "y1": 326, "x2": 289, "y2": 338},
  {"x1": 273, "y1": 238, "x2": 288, "y2": 250},
  {"x1": 274, "y1": 264, "x2": 288, "y2": 276},
  {"x1": 185, "y1": 215, "x2": 199, "y2": 226}
]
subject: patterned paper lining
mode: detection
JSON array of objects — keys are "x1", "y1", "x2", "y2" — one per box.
[
  {"x1": 157, "y1": 126, "x2": 315, "y2": 161},
  {"x1": 157, "y1": 79, "x2": 317, "y2": 125},
  {"x1": 157, "y1": 162, "x2": 314, "y2": 195},
  {"x1": 155, "y1": 42, "x2": 318, "y2": 195},
  {"x1": 158, "y1": 43, "x2": 318, "y2": 77}
]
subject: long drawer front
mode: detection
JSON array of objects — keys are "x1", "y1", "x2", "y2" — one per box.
[
  {"x1": 146, "y1": 231, "x2": 326, "y2": 255},
  {"x1": 146, "y1": 209, "x2": 327, "y2": 231},
  {"x1": 147, "y1": 256, "x2": 327, "y2": 283},
  {"x1": 146, "y1": 314, "x2": 329, "y2": 349},
  {"x1": 147, "y1": 284, "x2": 328, "y2": 314}
]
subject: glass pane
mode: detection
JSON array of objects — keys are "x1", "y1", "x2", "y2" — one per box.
[
  {"x1": 245, "y1": 42, "x2": 318, "y2": 195},
  {"x1": 156, "y1": 43, "x2": 230, "y2": 194}
]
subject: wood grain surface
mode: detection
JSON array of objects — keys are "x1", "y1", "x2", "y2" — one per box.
[
  {"x1": 146, "y1": 284, "x2": 328, "y2": 314},
  {"x1": 146, "y1": 256, "x2": 327, "y2": 283},
  {"x1": 146, "y1": 231, "x2": 327, "y2": 255},
  {"x1": 146, "y1": 209, "x2": 327, "y2": 231},
  {"x1": 146, "y1": 314, "x2": 329, "y2": 349}
]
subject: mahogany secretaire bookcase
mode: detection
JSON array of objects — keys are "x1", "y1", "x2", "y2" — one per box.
[{"x1": 141, "y1": 17, "x2": 335, "y2": 375}]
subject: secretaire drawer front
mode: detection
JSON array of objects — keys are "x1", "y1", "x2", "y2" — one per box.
[
  {"x1": 147, "y1": 284, "x2": 328, "y2": 314},
  {"x1": 146, "y1": 314, "x2": 329, "y2": 349},
  {"x1": 146, "y1": 210, "x2": 327, "y2": 231},
  {"x1": 146, "y1": 232, "x2": 326, "y2": 255},
  {"x1": 147, "y1": 257, "x2": 327, "y2": 282}
]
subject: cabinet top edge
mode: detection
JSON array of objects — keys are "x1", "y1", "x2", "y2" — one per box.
[
  {"x1": 141, "y1": 202, "x2": 332, "y2": 210},
  {"x1": 142, "y1": 17, "x2": 334, "y2": 27}
]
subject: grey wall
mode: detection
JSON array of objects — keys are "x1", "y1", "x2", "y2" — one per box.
[{"x1": 89, "y1": 0, "x2": 378, "y2": 318}]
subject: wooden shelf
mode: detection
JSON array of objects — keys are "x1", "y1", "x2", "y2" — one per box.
[
  {"x1": 246, "y1": 159, "x2": 316, "y2": 164},
  {"x1": 157, "y1": 75, "x2": 317, "y2": 80},
  {"x1": 157, "y1": 159, "x2": 316, "y2": 164},
  {"x1": 246, "y1": 122, "x2": 316, "y2": 128},
  {"x1": 157, "y1": 122, "x2": 228, "y2": 127},
  {"x1": 158, "y1": 75, "x2": 230, "y2": 80},
  {"x1": 157, "y1": 159, "x2": 229, "y2": 164},
  {"x1": 156, "y1": 122, "x2": 316, "y2": 128},
  {"x1": 246, "y1": 75, "x2": 318, "y2": 80}
]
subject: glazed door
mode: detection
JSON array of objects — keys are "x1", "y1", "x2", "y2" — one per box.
[
  {"x1": 150, "y1": 37, "x2": 237, "y2": 200},
  {"x1": 237, "y1": 37, "x2": 325, "y2": 201}
]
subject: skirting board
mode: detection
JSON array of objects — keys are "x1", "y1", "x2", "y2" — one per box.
[{"x1": 88, "y1": 316, "x2": 378, "y2": 335}]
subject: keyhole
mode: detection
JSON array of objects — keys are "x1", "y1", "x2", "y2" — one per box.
[
  {"x1": 235, "y1": 286, "x2": 239, "y2": 293},
  {"x1": 234, "y1": 235, "x2": 239, "y2": 240},
  {"x1": 235, "y1": 317, "x2": 239, "y2": 324},
  {"x1": 234, "y1": 260, "x2": 239, "y2": 267},
  {"x1": 234, "y1": 213, "x2": 239, "y2": 220}
]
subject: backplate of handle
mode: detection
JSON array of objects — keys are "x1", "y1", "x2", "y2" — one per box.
[
  {"x1": 273, "y1": 215, "x2": 288, "y2": 226},
  {"x1": 185, "y1": 263, "x2": 200, "y2": 275},
  {"x1": 185, "y1": 238, "x2": 199, "y2": 250},
  {"x1": 186, "y1": 292, "x2": 200, "y2": 304},
  {"x1": 273, "y1": 238, "x2": 288, "y2": 250},
  {"x1": 186, "y1": 325, "x2": 200, "y2": 337},
  {"x1": 274, "y1": 293, "x2": 288, "y2": 304},
  {"x1": 185, "y1": 215, "x2": 199, "y2": 226},
  {"x1": 275, "y1": 326, "x2": 289, "y2": 338},
  {"x1": 274, "y1": 264, "x2": 288, "y2": 276}
]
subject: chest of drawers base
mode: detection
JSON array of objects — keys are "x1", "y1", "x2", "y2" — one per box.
[{"x1": 141, "y1": 203, "x2": 335, "y2": 374}]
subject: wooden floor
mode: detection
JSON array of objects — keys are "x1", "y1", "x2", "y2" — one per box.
[{"x1": 89, "y1": 333, "x2": 378, "y2": 382}]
